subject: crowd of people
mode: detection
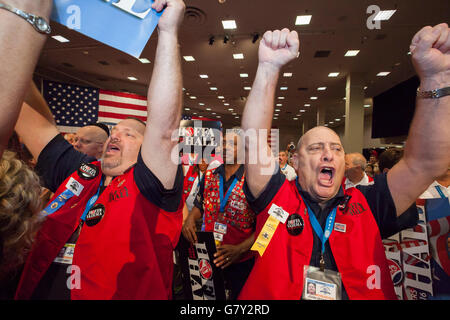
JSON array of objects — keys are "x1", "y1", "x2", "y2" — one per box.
[{"x1": 0, "y1": 0, "x2": 448, "y2": 300}]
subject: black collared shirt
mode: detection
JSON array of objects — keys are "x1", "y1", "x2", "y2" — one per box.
[{"x1": 193, "y1": 164, "x2": 245, "y2": 213}]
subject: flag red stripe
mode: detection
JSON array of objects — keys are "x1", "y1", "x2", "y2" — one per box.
[
  {"x1": 98, "y1": 111, "x2": 147, "y2": 122},
  {"x1": 99, "y1": 99, "x2": 147, "y2": 112},
  {"x1": 99, "y1": 89, "x2": 147, "y2": 101}
]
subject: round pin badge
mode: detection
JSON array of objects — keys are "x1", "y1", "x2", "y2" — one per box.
[
  {"x1": 85, "y1": 203, "x2": 105, "y2": 227},
  {"x1": 286, "y1": 213, "x2": 304, "y2": 236},
  {"x1": 78, "y1": 163, "x2": 99, "y2": 180}
]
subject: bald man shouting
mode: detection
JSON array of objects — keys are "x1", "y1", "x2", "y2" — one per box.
[{"x1": 239, "y1": 23, "x2": 450, "y2": 300}]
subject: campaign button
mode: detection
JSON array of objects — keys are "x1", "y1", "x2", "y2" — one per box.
[
  {"x1": 286, "y1": 214, "x2": 304, "y2": 236},
  {"x1": 78, "y1": 163, "x2": 99, "y2": 180},
  {"x1": 85, "y1": 203, "x2": 105, "y2": 227}
]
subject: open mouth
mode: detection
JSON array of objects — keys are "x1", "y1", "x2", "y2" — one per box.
[
  {"x1": 318, "y1": 166, "x2": 335, "y2": 186},
  {"x1": 106, "y1": 144, "x2": 121, "y2": 154}
]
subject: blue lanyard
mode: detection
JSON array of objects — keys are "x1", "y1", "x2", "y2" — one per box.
[
  {"x1": 305, "y1": 203, "x2": 337, "y2": 255},
  {"x1": 219, "y1": 175, "x2": 239, "y2": 213},
  {"x1": 435, "y1": 186, "x2": 447, "y2": 199},
  {"x1": 80, "y1": 178, "x2": 103, "y2": 221}
]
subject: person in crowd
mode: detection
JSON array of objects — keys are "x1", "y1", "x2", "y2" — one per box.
[
  {"x1": 378, "y1": 148, "x2": 404, "y2": 174},
  {"x1": 183, "y1": 157, "x2": 209, "y2": 213},
  {"x1": 63, "y1": 133, "x2": 76, "y2": 145},
  {"x1": 72, "y1": 123, "x2": 110, "y2": 159},
  {"x1": 0, "y1": 0, "x2": 52, "y2": 156},
  {"x1": 238, "y1": 23, "x2": 450, "y2": 300},
  {"x1": 365, "y1": 163, "x2": 375, "y2": 178},
  {"x1": 0, "y1": 151, "x2": 43, "y2": 299},
  {"x1": 13, "y1": 0, "x2": 186, "y2": 300},
  {"x1": 279, "y1": 150, "x2": 297, "y2": 181},
  {"x1": 181, "y1": 129, "x2": 256, "y2": 300},
  {"x1": 344, "y1": 152, "x2": 374, "y2": 189},
  {"x1": 420, "y1": 167, "x2": 450, "y2": 199}
]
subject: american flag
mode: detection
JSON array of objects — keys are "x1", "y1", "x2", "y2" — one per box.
[{"x1": 44, "y1": 80, "x2": 147, "y2": 133}]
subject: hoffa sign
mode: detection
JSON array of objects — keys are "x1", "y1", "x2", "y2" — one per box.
[{"x1": 177, "y1": 232, "x2": 226, "y2": 300}]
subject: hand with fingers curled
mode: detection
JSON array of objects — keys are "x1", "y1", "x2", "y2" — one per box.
[
  {"x1": 213, "y1": 243, "x2": 244, "y2": 269},
  {"x1": 151, "y1": 0, "x2": 186, "y2": 35},
  {"x1": 181, "y1": 213, "x2": 198, "y2": 244},
  {"x1": 410, "y1": 23, "x2": 449, "y2": 86},
  {"x1": 258, "y1": 28, "x2": 300, "y2": 70}
]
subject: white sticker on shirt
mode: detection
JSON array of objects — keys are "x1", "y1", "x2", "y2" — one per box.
[
  {"x1": 65, "y1": 177, "x2": 84, "y2": 197},
  {"x1": 268, "y1": 203, "x2": 289, "y2": 224}
]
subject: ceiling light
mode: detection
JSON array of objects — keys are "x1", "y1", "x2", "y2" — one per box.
[
  {"x1": 304, "y1": 104, "x2": 311, "y2": 107},
  {"x1": 235, "y1": 116, "x2": 239, "y2": 119},
  {"x1": 273, "y1": 117, "x2": 278, "y2": 120},
  {"x1": 300, "y1": 109, "x2": 306, "y2": 112},
  {"x1": 283, "y1": 72, "x2": 293, "y2": 77},
  {"x1": 274, "y1": 114, "x2": 279, "y2": 116},
  {"x1": 218, "y1": 95, "x2": 225, "y2": 99},
  {"x1": 364, "y1": 104, "x2": 371, "y2": 108},
  {"x1": 199, "y1": 103, "x2": 205, "y2": 106},
  {"x1": 233, "y1": 53, "x2": 244, "y2": 59},
  {"x1": 295, "y1": 15, "x2": 312, "y2": 25},
  {"x1": 335, "y1": 118, "x2": 341, "y2": 121},
  {"x1": 228, "y1": 108, "x2": 233, "y2": 111},
  {"x1": 329, "y1": 121, "x2": 334, "y2": 124},
  {"x1": 278, "y1": 97, "x2": 285, "y2": 100},
  {"x1": 317, "y1": 87, "x2": 327, "y2": 91},
  {"x1": 240, "y1": 73, "x2": 248, "y2": 78},
  {"x1": 222, "y1": 20, "x2": 237, "y2": 29},
  {"x1": 189, "y1": 96, "x2": 197, "y2": 99},
  {"x1": 212, "y1": 112, "x2": 216, "y2": 115},
  {"x1": 344, "y1": 50, "x2": 360, "y2": 57},
  {"x1": 377, "y1": 71, "x2": 390, "y2": 76},
  {"x1": 138, "y1": 58, "x2": 151, "y2": 63},
  {"x1": 280, "y1": 87, "x2": 288, "y2": 90},
  {"x1": 225, "y1": 103, "x2": 230, "y2": 106},
  {"x1": 244, "y1": 87, "x2": 251, "y2": 90},
  {"x1": 210, "y1": 87, "x2": 218, "y2": 90},
  {"x1": 373, "y1": 10, "x2": 396, "y2": 21},
  {"x1": 206, "y1": 108, "x2": 212, "y2": 111},
  {"x1": 183, "y1": 56, "x2": 195, "y2": 61},
  {"x1": 216, "y1": 115, "x2": 221, "y2": 118},
  {"x1": 184, "y1": 108, "x2": 190, "y2": 111},
  {"x1": 276, "y1": 103, "x2": 282, "y2": 106},
  {"x1": 127, "y1": 76, "x2": 138, "y2": 81},
  {"x1": 310, "y1": 97, "x2": 318, "y2": 100},
  {"x1": 293, "y1": 117, "x2": 299, "y2": 120},
  {"x1": 199, "y1": 74, "x2": 208, "y2": 78},
  {"x1": 52, "y1": 35, "x2": 70, "y2": 43},
  {"x1": 328, "y1": 72, "x2": 340, "y2": 77},
  {"x1": 275, "y1": 109, "x2": 281, "y2": 112}
]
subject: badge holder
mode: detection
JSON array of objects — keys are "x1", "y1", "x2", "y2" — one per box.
[{"x1": 302, "y1": 265, "x2": 342, "y2": 300}]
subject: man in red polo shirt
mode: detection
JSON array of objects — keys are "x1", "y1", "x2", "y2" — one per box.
[
  {"x1": 239, "y1": 24, "x2": 450, "y2": 300},
  {"x1": 14, "y1": 0, "x2": 186, "y2": 300}
]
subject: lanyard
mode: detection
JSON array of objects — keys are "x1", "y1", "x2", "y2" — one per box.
[
  {"x1": 80, "y1": 178, "x2": 103, "y2": 221},
  {"x1": 435, "y1": 186, "x2": 447, "y2": 199},
  {"x1": 219, "y1": 175, "x2": 239, "y2": 213},
  {"x1": 282, "y1": 164, "x2": 288, "y2": 171}
]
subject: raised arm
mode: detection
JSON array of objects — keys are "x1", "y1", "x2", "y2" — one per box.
[
  {"x1": 0, "y1": 0, "x2": 52, "y2": 156},
  {"x1": 141, "y1": 0, "x2": 185, "y2": 189},
  {"x1": 388, "y1": 23, "x2": 450, "y2": 215},
  {"x1": 241, "y1": 29, "x2": 299, "y2": 197}
]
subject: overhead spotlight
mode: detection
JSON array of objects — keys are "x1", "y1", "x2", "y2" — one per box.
[
  {"x1": 209, "y1": 36, "x2": 215, "y2": 46},
  {"x1": 224, "y1": 35, "x2": 230, "y2": 44},
  {"x1": 252, "y1": 33, "x2": 259, "y2": 44}
]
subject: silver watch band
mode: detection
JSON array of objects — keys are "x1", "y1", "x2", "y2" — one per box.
[
  {"x1": 417, "y1": 86, "x2": 450, "y2": 99},
  {"x1": 0, "y1": 3, "x2": 51, "y2": 34}
]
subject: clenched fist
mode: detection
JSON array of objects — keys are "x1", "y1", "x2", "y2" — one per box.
[
  {"x1": 410, "y1": 23, "x2": 449, "y2": 86},
  {"x1": 258, "y1": 28, "x2": 300, "y2": 70}
]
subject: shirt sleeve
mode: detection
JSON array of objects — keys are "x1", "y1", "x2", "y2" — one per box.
[
  {"x1": 35, "y1": 134, "x2": 96, "y2": 193},
  {"x1": 134, "y1": 151, "x2": 184, "y2": 213},
  {"x1": 193, "y1": 175, "x2": 206, "y2": 214},
  {"x1": 243, "y1": 168, "x2": 286, "y2": 214},
  {"x1": 356, "y1": 173, "x2": 418, "y2": 239}
]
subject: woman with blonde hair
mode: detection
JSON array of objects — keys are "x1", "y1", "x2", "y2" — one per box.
[{"x1": 0, "y1": 151, "x2": 43, "y2": 298}]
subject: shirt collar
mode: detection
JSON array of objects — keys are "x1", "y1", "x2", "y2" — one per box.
[
  {"x1": 295, "y1": 177, "x2": 346, "y2": 214},
  {"x1": 214, "y1": 164, "x2": 244, "y2": 182}
]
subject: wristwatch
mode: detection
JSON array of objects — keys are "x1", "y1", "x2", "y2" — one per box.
[
  {"x1": 417, "y1": 86, "x2": 450, "y2": 99},
  {"x1": 0, "y1": 3, "x2": 51, "y2": 34}
]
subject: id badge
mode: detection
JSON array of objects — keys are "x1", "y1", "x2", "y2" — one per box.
[
  {"x1": 54, "y1": 243, "x2": 76, "y2": 265},
  {"x1": 302, "y1": 265, "x2": 342, "y2": 300},
  {"x1": 214, "y1": 222, "x2": 227, "y2": 235}
]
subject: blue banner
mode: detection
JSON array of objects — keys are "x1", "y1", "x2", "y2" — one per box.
[{"x1": 52, "y1": 0, "x2": 162, "y2": 57}]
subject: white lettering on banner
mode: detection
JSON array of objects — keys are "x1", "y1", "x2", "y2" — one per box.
[
  {"x1": 66, "y1": 5, "x2": 81, "y2": 29},
  {"x1": 401, "y1": 204, "x2": 433, "y2": 299},
  {"x1": 103, "y1": 0, "x2": 152, "y2": 19},
  {"x1": 188, "y1": 242, "x2": 216, "y2": 300},
  {"x1": 366, "y1": 265, "x2": 381, "y2": 290},
  {"x1": 66, "y1": 265, "x2": 81, "y2": 290}
]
